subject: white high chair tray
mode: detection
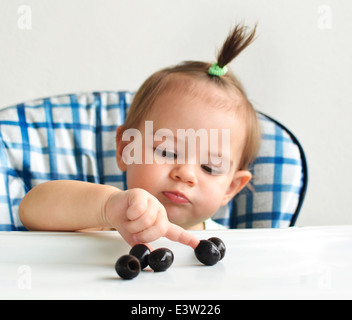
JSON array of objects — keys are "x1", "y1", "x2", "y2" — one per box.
[{"x1": 1, "y1": 226, "x2": 352, "y2": 299}]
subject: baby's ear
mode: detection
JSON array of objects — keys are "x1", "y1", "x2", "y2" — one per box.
[
  {"x1": 220, "y1": 170, "x2": 252, "y2": 206},
  {"x1": 115, "y1": 126, "x2": 128, "y2": 171}
]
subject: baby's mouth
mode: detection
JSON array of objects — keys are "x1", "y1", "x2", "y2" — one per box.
[{"x1": 162, "y1": 191, "x2": 190, "y2": 205}]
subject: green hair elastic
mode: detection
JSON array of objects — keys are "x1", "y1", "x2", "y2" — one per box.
[{"x1": 208, "y1": 62, "x2": 228, "y2": 77}]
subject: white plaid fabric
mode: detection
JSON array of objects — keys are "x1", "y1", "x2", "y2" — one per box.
[{"x1": 0, "y1": 91, "x2": 307, "y2": 231}]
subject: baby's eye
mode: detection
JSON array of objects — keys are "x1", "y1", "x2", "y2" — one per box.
[
  {"x1": 154, "y1": 147, "x2": 177, "y2": 159},
  {"x1": 201, "y1": 165, "x2": 222, "y2": 175}
]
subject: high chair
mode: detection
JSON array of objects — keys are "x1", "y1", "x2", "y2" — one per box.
[{"x1": 0, "y1": 91, "x2": 307, "y2": 231}]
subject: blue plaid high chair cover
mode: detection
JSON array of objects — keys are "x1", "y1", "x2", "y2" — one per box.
[{"x1": 0, "y1": 91, "x2": 307, "y2": 231}]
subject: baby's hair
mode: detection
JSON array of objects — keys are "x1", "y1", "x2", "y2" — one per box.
[
  {"x1": 122, "y1": 23, "x2": 260, "y2": 170},
  {"x1": 217, "y1": 24, "x2": 257, "y2": 69}
]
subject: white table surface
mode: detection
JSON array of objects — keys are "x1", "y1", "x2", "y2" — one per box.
[{"x1": 1, "y1": 226, "x2": 352, "y2": 300}]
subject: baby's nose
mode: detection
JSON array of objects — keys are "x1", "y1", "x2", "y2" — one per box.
[{"x1": 170, "y1": 165, "x2": 197, "y2": 186}]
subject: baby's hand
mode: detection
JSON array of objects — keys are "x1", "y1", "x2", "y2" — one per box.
[{"x1": 104, "y1": 188, "x2": 199, "y2": 249}]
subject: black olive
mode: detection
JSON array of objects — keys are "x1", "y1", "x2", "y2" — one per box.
[
  {"x1": 129, "y1": 244, "x2": 151, "y2": 269},
  {"x1": 115, "y1": 254, "x2": 141, "y2": 280},
  {"x1": 148, "y1": 248, "x2": 174, "y2": 272},
  {"x1": 194, "y1": 240, "x2": 221, "y2": 266},
  {"x1": 208, "y1": 237, "x2": 226, "y2": 260}
]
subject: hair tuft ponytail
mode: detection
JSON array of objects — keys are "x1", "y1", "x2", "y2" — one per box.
[{"x1": 217, "y1": 23, "x2": 257, "y2": 68}]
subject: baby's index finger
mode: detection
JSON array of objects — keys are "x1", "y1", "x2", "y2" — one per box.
[{"x1": 165, "y1": 223, "x2": 200, "y2": 249}]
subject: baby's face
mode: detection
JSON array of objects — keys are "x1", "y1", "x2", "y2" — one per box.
[{"x1": 117, "y1": 82, "x2": 251, "y2": 229}]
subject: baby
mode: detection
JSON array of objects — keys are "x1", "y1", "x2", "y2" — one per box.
[{"x1": 19, "y1": 24, "x2": 261, "y2": 249}]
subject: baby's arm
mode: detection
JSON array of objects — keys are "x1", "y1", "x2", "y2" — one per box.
[
  {"x1": 19, "y1": 180, "x2": 117, "y2": 232},
  {"x1": 19, "y1": 181, "x2": 199, "y2": 248}
]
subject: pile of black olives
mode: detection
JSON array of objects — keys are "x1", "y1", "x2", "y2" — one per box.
[
  {"x1": 115, "y1": 237, "x2": 226, "y2": 280},
  {"x1": 115, "y1": 244, "x2": 174, "y2": 280},
  {"x1": 194, "y1": 237, "x2": 226, "y2": 266}
]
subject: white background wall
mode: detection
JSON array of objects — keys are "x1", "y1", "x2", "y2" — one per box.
[{"x1": 0, "y1": 0, "x2": 351, "y2": 226}]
